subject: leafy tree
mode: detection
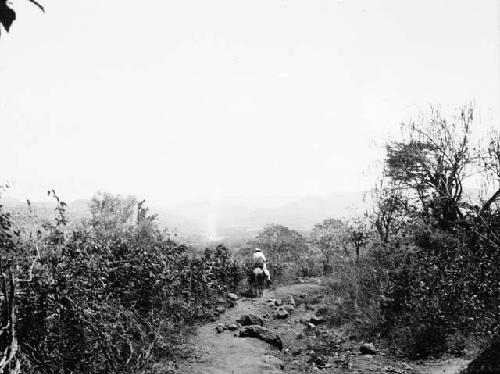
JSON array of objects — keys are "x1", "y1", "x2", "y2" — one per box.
[
  {"x1": 346, "y1": 218, "x2": 370, "y2": 263},
  {"x1": 252, "y1": 224, "x2": 308, "y2": 263},
  {"x1": 89, "y1": 192, "x2": 137, "y2": 238},
  {"x1": 375, "y1": 105, "x2": 500, "y2": 357},
  {"x1": 371, "y1": 176, "x2": 410, "y2": 244},
  {"x1": 311, "y1": 218, "x2": 349, "y2": 270},
  {"x1": 135, "y1": 199, "x2": 160, "y2": 241},
  {"x1": 385, "y1": 106, "x2": 475, "y2": 228}
]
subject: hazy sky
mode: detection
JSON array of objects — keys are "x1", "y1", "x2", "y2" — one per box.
[{"x1": 1, "y1": 0, "x2": 499, "y2": 205}]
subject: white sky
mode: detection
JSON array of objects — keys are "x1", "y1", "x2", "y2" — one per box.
[{"x1": 1, "y1": 0, "x2": 499, "y2": 205}]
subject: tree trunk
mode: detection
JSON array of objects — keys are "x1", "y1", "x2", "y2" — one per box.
[{"x1": 480, "y1": 187, "x2": 500, "y2": 214}]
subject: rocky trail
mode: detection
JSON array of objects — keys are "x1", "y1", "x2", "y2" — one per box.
[{"x1": 176, "y1": 280, "x2": 472, "y2": 374}]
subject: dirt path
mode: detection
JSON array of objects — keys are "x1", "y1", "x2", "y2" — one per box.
[
  {"x1": 177, "y1": 282, "x2": 324, "y2": 374},
  {"x1": 176, "y1": 280, "x2": 471, "y2": 374},
  {"x1": 418, "y1": 358, "x2": 470, "y2": 374}
]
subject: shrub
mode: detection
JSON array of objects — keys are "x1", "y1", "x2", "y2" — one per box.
[
  {"x1": 317, "y1": 255, "x2": 386, "y2": 332},
  {"x1": 0, "y1": 194, "x2": 247, "y2": 374},
  {"x1": 380, "y1": 217, "x2": 500, "y2": 357}
]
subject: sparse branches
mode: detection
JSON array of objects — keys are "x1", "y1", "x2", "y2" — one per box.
[
  {"x1": 347, "y1": 220, "x2": 370, "y2": 263},
  {"x1": 372, "y1": 176, "x2": 408, "y2": 243},
  {"x1": 330, "y1": 217, "x2": 372, "y2": 263},
  {"x1": 480, "y1": 129, "x2": 500, "y2": 213},
  {"x1": 385, "y1": 105, "x2": 476, "y2": 228}
]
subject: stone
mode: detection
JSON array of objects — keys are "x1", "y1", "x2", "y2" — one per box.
[
  {"x1": 227, "y1": 293, "x2": 239, "y2": 301},
  {"x1": 215, "y1": 306, "x2": 226, "y2": 314},
  {"x1": 225, "y1": 323, "x2": 239, "y2": 331},
  {"x1": 216, "y1": 324, "x2": 225, "y2": 334},
  {"x1": 276, "y1": 309, "x2": 289, "y2": 319},
  {"x1": 309, "y1": 316, "x2": 326, "y2": 325},
  {"x1": 360, "y1": 343, "x2": 377, "y2": 355},
  {"x1": 236, "y1": 314, "x2": 264, "y2": 326},
  {"x1": 305, "y1": 304, "x2": 316, "y2": 311},
  {"x1": 291, "y1": 347, "x2": 303, "y2": 356},
  {"x1": 239, "y1": 325, "x2": 283, "y2": 350},
  {"x1": 267, "y1": 298, "x2": 283, "y2": 308},
  {"x1": 309, "y1": 353, "x2": 328, "y2": 368}
]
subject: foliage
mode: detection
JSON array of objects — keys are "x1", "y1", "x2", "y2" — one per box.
[
  {"x1": 89, "y1": 192, "x2": 137, "y2": 239},
  {"x1": 310, "y1": 106, "x2": 500, "y2": 360},
  {"x1": 385, "y1": 106, "x2": 475, "y2": 228},
  {"x1": 345, "y1": 217, "x2": 371, "y2": 263},
  {"x1": 463, "y1": 336, "x2": 500, "y2": 374},
  {"x1": 382, "y1": 215, "x2": 500, "y2": 353},
  {"x1": 371, "y1": 106, "x2": 500, "y2": 357},
  {"x1": 318, "y1": 255, "x2": 386, "y2": 331},
  {"x1": 0, "y1": 192, "x2": 246, "y2": 374},
  {"x1": 371, "y1": 178, "x2": 408, "y2": 243},
  {"x1": 0, "y1": 0, "x2": 43, "y2": 35},
  {"x1": 251, "y1": 224, "x2": 309, "y2": 263},
  {"x1": 0, "y1": 188, "x2": 21, "y2": 373},
  {"x1": 310, "y1": 218, "x2": 348, "y2": 272},
  {"x1": 249, "y1": 224, "x2": 324, "y2": 282}
]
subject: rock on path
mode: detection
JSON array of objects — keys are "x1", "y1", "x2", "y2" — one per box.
[
  {"x1": 175, "y1": 283, "x2": 324, "y2": 374},
  {"x1": 176, "y1": 294, "x2": 284, "y2": 373},
  {"x1": 239, "y1": 325, "x2": 283, "y2": 350}
]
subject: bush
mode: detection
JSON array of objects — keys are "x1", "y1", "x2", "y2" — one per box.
[
  {"x1": 0, "y1": 194, "x2": 247, "y2": 374},
  {"x1": 316, "y1": 255, "x2": 385, "y2": 332},
  {"x1": 380, "y1": 217, "x2": 500, "y2": 357}
]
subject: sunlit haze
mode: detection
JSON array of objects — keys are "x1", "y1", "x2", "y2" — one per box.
[{"x1": 1, "y1": 0, "x2": 499, "y2": 207}]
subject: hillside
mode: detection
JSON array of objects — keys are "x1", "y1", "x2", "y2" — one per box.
[{"x1": 2, "y1": 191, "x2": 369, "y2": 239}]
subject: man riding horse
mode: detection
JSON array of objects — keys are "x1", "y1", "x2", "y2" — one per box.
[{"x1": 251, "y1": 248, "x2": 270, "y2": 297}]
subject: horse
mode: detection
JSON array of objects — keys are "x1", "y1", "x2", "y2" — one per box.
[{"x1": 251, "y1": 266, "x2": 265, "y2": 298}]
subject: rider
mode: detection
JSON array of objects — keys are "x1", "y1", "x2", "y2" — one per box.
[{"x1": 252, "y1": 248, "x2": 271, "y2": 283}]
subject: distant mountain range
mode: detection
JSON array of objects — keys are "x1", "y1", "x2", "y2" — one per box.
[
  {"x1": 154, "y1": 191, "x2": 370, "y2": 237},
  {"x1": 2, "y1": 191, "x2": 370, "y2": 239}
]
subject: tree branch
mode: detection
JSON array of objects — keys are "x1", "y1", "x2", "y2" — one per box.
[{"x1": 480, "y1": 187, "x2": 500, "y2": 214}]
